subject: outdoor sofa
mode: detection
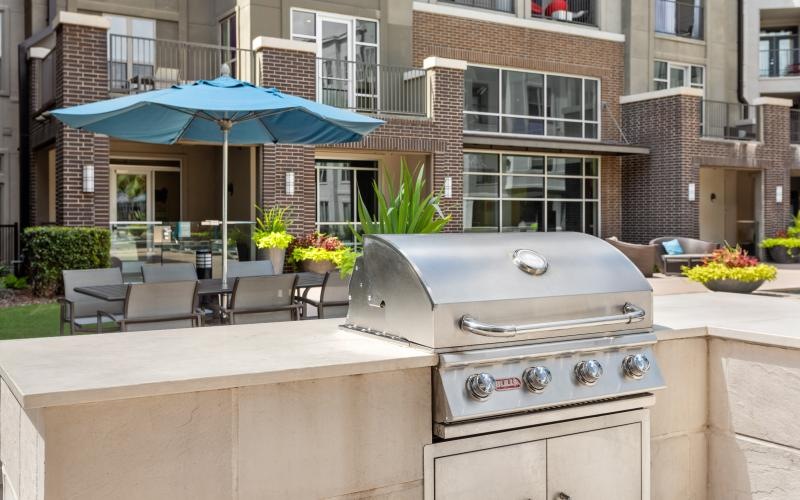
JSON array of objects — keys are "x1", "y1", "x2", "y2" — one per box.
[
  {"x1": 605, "y1": 237, "x2": 658, "y2": 277},
  {"x1": 650, "y1": 236, "x2": 718, "y2": 275}
]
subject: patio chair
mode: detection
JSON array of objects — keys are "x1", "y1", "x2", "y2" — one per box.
[
  {"x1": 297, "y1": 271, "x2": 350, "y2": 319},
  {"x1": 59, "y1": 268, "x2": 124, "y2": 335},
  {"x1": 142, "y1": 262, "x2": 198, "y2": 282},
  {"x1": 650, "y1": 236, "x2": 719, "y2": 275},
  {"x1": 605, "y1": 237, "x2": 658, "y2": 278},
  {"x1": 223, "y1": 275, "x2": 301, "y2": 325},
  {"x1": 97, "y1": 281, "x2": 201, "y2": 333},
  {"x1": 227, "y1": 260, "x2": 274, "y2": 278}
]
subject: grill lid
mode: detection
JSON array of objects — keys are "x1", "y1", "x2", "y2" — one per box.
[{"x1": 345, "y1": 232, "x2": 653, "y2": 350}]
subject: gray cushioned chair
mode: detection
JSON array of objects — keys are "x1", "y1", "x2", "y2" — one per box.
[
  {"x1": 60, "y1": 268, "x2": 124, "y2": 335},
  {"x1": 142, "y1": 262, "x2": 197, "y2": 282},
  {"x1": 224, "y1": 274, "x2": 300, "y2": 325},
  {"x1": 649, "y1": 236, "x2": 719, "y2": 275},
  {"x1": 97, "y1": 281, "x2": 201, "y2": 333},
  {"x1": 226, "y1": 260, "x2": 274, "y2": 278},
  {"x1": 605, "y1": 237, "x2": 658, "y2": 278},
  {"x1": 297, "y1": 271, "x2": 350, "y2": 319}
]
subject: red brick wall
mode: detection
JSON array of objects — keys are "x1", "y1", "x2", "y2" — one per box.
[
  {"x1": 600, "y1": 156, "x2": 622, "y2": 238},
  {"x1": 621, "y1": 94, "x2": 794, "y2": 243},
  {"x1": 54, "y1": 23, "x2": 110, "y2": 227}
]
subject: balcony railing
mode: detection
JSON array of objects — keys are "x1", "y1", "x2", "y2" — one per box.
[
  {"x1": 655, "y1": 0, "x2": 704, "y2": 40},
  {"x1": 437, "y1": 0, "x2": 515, "y2": 14},
  {"x1": 759, "y1": 48, "x2": 800, "y2": 78},
  {"x1": 702, "y1": 100, "x2": 759, "y2": 141},
  {"x1": 791, "y1": 109, "x2": 800, "y2": 144},
  {"x1": 531, "y1": 0, "x2": 597, "y2": 27},
  {"x1": 108, "y1": 34, "x2": 257, "y2": 94},
  {"x1": 37, "y1": 51, "x2": 56, "y2": 111},
  {"x1": 317, "y1": 58, "x2": 428, "y2": 117}
]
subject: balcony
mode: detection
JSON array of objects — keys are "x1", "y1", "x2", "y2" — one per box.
[
  {"x1": 759, "y1": 47, "x2": 800, "y2": 78},
  {"x1": 108, "y1": 34, "x2": 257, "y2": 94},
  {"x1": 317, "y1": 58, "x2": 429, "y2": 117},
  {"x1": 655, "y1": 0, "x2": 704, "y2": 40},
  {"x1": 437, "y1": 0, "x2": 515, "y2": 14},
  {"x1": 531, "y1": 0, "x2": 597, "y2": 27},
  {"x1": 702, "y1": 100, "x2": 759, "y2": 141}
]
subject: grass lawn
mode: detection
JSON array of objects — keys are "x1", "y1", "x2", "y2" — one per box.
[{"x1": 0, "y1": 303, "x2": 60, "y2": 340}]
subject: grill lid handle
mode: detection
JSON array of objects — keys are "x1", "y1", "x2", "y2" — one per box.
[{"x1": 460, "y1": 303, "x2": 646, "y2": 338}]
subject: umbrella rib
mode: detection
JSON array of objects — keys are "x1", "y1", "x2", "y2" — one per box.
[{"x1": 256, "y1": 116, "x2": 279, "y2": 144}]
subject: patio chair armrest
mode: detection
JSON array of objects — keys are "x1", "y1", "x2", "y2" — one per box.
[
  {"x1": 224, "y1": 303, "x2": 303, "y2": 315},
  {"x1": 295, "y1": 295, "x2": 320, "y2": 307},
  {"x1": 58, "y1": 297, "x2": 74, "y2": 320},
  {"x1": 96, "y1": 310, "x2": 120, "y2": 334}
]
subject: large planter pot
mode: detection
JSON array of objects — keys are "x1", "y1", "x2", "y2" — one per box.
[
  {"x1": 300, "y1": 259, "x2": 336, "y2": 274},
  {"x1": 703, "y1": 279, "x2": 765, "y2": 294},
  {"x1": 267, "y1": 247, "x2": 286, "y2": 274},
  {"x1": 766, "y1": 245, "x2": 799, "y2": 264}
]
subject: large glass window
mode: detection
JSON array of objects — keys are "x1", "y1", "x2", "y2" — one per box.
[
  {"x1": 463, "y1": 152, "x2": 600, "y2": 235},
  {"x1": 655, "y1": 0, "x2": 704, "y2": 40},
  {"x1": 464, "y1": 66, "x2": 600, "y2": 140},
  {"x1": 759, "y1": 27, "x2": 799, "y2": 77},
  {"x1": 316, "y1": 159, "x2": 378, "y2": 245}
]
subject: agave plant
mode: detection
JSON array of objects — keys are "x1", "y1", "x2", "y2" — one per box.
[{"x1": 353, "y1": 159, "x2": 450, "y2": 241}]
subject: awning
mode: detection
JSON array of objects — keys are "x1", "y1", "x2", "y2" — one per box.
[{"x1": 463, "y1": 134, "x2": 650, "y2": 156}]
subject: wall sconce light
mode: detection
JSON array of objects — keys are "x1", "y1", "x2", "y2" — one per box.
[
  {"x1": 687, "y1": 183, "x2": 696, "y2": 201},
  {"x1": 776, "y1": 185, "x2": 783, "y2": 204},
  {"x1": 710, "y1": 193, "x2": 717, "y2": 202},
  {"x1": 82, "y1": 165, "x2": 95, "y2": 193},
  {"x1": 285, "y1": 171, "x2": 295, "y2": 196},
  {"x1": 443, "y1": 176, "x2": 453, "y2": 199}
]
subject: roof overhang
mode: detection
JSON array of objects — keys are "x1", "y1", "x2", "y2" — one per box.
[{"x1": 463, "y1": 134, "x2": 650, "y2": 156}]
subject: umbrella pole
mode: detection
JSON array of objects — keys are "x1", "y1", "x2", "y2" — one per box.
[{"x1": 221, "y1": 122, "x2": 231, "y2": 288}]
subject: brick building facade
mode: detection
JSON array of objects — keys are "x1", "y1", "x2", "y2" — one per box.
[{"x1": 621, "y1": 88, "x2": 796, "y2": 244}]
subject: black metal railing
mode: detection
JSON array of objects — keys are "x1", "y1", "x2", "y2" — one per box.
[
  {"x1": 759, "y1": 48, "x2": 800, "y2": 78},
  {"x1": 702, "y1": 100, "x2": 759, "y2": 141},
  {"x1": 0, "y1": 223, "x2": 19, "y2": 269},
  {"x1": 438, "y1": 0, "x2": 515, "y2": 14},
  {"x1": 531, "y1": 0, "x2": 597, "y2": 27},
  {"x1": 655, "y1": 0, "x2": 704, "y2": 40},
  {"x1": 791, "y1": 109, "x2": 800, "y2": 144},
  {"x1": 37, "y1": 51, "x2": 56, "y2": 112},
  {"x1": 108, "y1": 34, "x2": 257, "y2": 93},
  {"x1": 317, "y1": 58, "x2": 428, "y2": 117}
]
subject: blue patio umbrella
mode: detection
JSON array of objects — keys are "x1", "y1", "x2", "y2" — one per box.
[{"x1": 51, "y1": 67, "x2": 384, "y2": 285}]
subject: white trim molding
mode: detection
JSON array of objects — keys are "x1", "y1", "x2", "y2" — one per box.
[
  {"x1": 252, "y1": 36, "x2": 316, "y2": 53},
  {"x1": 422, "y1": 56, "x2": 467, "y2": 71},
  {"x1": 28, "y1": 47, "x2": 51, "y2": 60},
  {"x1": 620, "y1": 87, "x2": 704, "y2": 105},
  {"x1": 752, "y1": 97, "x2": 794, "y2": 108},
  {"x1": 51, "y1": 11, "x2": 111, "y2": 30},
  {"x1": 412, "y1": 1, "x2": 625, "y2": 43}
]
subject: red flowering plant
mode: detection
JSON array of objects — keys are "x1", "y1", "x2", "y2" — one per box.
[
  {"x1": 703, "y1": 245, "x2": 759, "y2": 268},
  {"x1": 287, "y1": 232, "x2": 355, "y2": 275}
]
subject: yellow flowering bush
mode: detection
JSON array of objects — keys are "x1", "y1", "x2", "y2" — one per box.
[
  {"x1": 682, "y1": 262, "x2": 777, "y2": 284},
  {"x1": 254, "y1": 231, "x2": 293, "y2": 250}
]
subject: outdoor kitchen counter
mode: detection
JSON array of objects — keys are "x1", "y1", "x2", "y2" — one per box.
[{"x1": 0, "y1": 318, "x2": 437, "y2": 410}]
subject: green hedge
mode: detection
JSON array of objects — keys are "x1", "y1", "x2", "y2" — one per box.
[{"x1": 23, "y1": 226, "x2": 111, "y2": 297}]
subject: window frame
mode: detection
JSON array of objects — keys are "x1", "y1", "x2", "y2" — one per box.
[
  {"x1": 314, "y1": 158, "x2": 380, "y2": 246},
  {"x1": 462, "y1": 150, "x2": 601, "y2": 235},
  {"x1": 653, "y1": 60, "x2": 705, "y2": 92},
  {"x1": 463, "y1": 64, "x2": 602, "y2": 142},
  {"x1": 0, "y1": 9, "x2": 5, "y2": 94}
]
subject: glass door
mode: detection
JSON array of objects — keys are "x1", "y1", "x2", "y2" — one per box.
[
  {"x1": 318, "y1": 17, "x2": 352, "y2": 109},
  {"x1": 115, "y1": 173, "x2": 148, "y2": 221},
  {"x1": 760, "y1": 28, "x2": 799, "y2": 77},
  {"x1": 111, "y1": 166, "x2": 181, "y2": 222}
]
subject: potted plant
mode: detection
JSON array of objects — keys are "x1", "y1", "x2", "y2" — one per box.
[
  {"x1": 761, "y1": 231, "x2": 800, "y2": 264},
  {"x1": 252, "y1": 205, "x2": 293, "y2": 274},
  {"x1": 288, "y1": 232, "x2": 355, "y2": 274},
  {"x1": 682, "y1": 245, "x2": 777, "y2": 294}
]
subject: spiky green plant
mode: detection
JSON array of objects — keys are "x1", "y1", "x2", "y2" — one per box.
[{"x1": 353, "y1": 159, "x2": 450, "y2": 241}]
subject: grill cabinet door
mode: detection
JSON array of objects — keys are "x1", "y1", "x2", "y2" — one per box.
[
  {"x1": 547, "y1": 423, "x2": 642, "y2": 500},
  {"x1": 434, "y1": 440, "x2": 546, "y2": 500}
]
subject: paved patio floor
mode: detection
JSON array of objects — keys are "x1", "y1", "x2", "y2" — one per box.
[{"x1": 648, "y1": 263, "x2": 800, "y2": 296}]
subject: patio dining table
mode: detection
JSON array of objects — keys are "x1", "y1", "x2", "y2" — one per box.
[{"x1": 74, "y1": 272, "x2": 327, "y2": 303}]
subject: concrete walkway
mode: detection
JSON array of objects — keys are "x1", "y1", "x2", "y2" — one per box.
[{"x1": 648, "y1": 263, "x2": 800, "y2": 296}]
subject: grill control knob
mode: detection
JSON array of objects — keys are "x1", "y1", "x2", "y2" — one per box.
[
  {"x1": 522, "y1": 366, "x2": 552, "y2": 393},
  {"x1": 466, "y1": 373, "x2": 496, "y2": 401},
  {"x1": 623, "y1": 354, "x2": 651, "y2": 379},
  {"x1": 575, "y1": 360, "x2": 603, "y2": 386}
]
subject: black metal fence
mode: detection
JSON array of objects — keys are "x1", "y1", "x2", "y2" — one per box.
[
  {"x1": 108, "y1": 34, "x2": 257, "y2": 93},
  {"x1": 702, "y1": 100, "x2": 759, "y2": 141},
  {"x1": 655, "y1": 0, "x2": 704, "y2": 40},
  {"x1": 317, "y1": 58, "x2": 428, "y2": 117},
  {"x1": 0, "y1": 223, "x2": 19, "y2": 269},
  {"x1": 438, "y1": 0, "x2": 514, "y2": 13},
  {"x1": 791, "y1": 109, "x2": 800, "y2": 144},
  {"x1": 531, "y1": 0, "x2": 597, "y2": 27}
]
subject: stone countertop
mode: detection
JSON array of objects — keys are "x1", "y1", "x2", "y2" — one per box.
[
  {"x1": 654, "y1": 292, "x2": 800, "y2": 349},
  {"x1": 0, "y1": 319, "x2": 437, "y2": 410}
]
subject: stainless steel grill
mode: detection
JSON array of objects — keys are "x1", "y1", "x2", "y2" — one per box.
[{"x1": 343, "y1": 232, "x2": 664, "y2": 441}]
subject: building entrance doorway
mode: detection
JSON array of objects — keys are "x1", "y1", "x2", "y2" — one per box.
[{"x1": 699, "y1": 167, "x2": 762, "y2": 255}]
